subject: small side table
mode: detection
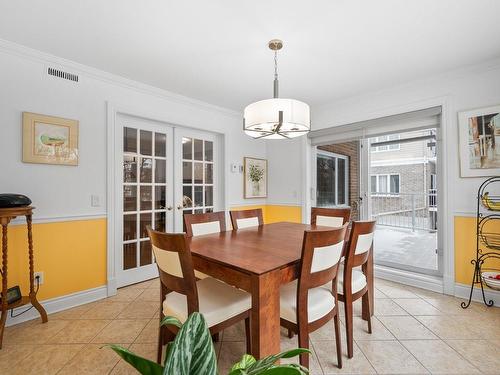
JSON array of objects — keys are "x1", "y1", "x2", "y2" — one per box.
[{"x1": 0, "y1": 206, "x2": 47, "y2": 349}]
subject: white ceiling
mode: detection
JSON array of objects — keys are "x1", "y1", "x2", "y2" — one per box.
[{"x1": 1, "y1": 1, "x2": 500, "y2": 111}]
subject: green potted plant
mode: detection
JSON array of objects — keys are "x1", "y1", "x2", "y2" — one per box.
[{"x1": 109, "y1": 312, "x2": 309, "y2": 375}]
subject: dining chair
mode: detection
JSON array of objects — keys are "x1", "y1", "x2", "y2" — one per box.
[
  {"x1": 147, "y1": 227, "x2": 252, "y2": 363},
  {"x1": 311, "y1": 207, "x2": 351, "y2": 227},
  {"x1": 280, "y1": 224, "x2": 348, "y2": 369},
  {"x1": 183, "y1": 211, "x2": 226, "y2": 237},
  {"x1": 183, "y1": 211, "x2": 226, "y2": 280},
  {"x1": 229, "y1": 208, "x2": 264, "y2": 230},
  {"x1": 337, "y1": 220, "x2": 376, "y2": 358}
]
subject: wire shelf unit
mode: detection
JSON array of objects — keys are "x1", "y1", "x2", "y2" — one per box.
[{"x1": 462, "y1": 176, "x2": 500, "y2": 309}]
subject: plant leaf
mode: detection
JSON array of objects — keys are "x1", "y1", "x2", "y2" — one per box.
[
  {"x1": 108, "y1": 344, "x2": 164, "y2": 375},
  {"x1": 245, "y1": 349, "x2": 311, "y2": 375},
  {"x1": 161, "y1": 315, "x2": 183, "y2": 329},
  {"x1": 163, "y1": 312, "x2": 217, "y2": 375},
  {"x1": 259, "y1": 365, "x2": 309, "y2": 374},
  {"x1": 230, "y1": 354, "x2": 256, "y2": 371}
]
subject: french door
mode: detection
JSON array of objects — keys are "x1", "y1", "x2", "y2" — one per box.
[
  {"x1": 174, "y1": 128, "x2": 218, "y2": 231},
  {"x1": 116, "y1": 115, "x2": 219, "y2": 287}
]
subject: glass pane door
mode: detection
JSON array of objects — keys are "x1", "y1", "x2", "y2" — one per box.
[
  {"x1": 118, "y1": 116, "x2": 173, "y2": 287},
  {"x1": 368, "y1": 128, "x2": 440, "y2": 275},
  {"x1": 174, "y1": 129, "x2": 218, "y2": 231}
]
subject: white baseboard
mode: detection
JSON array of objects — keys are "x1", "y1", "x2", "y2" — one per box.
[
  {"x1": 375, "y1": 265, "x2": 500, "y2": 307},
  {"x1": 6, "y1": 285, "x2": 108, "y2": 327},
  {"x1": 107, "y1": 277, "x2": 118, "y2": 297},
  {"x1": 375, "y1": 265, "x2": 444, "y2": 293},
  {"x1": 454, "y1": 283, "x2": 500, "y2": 307}
]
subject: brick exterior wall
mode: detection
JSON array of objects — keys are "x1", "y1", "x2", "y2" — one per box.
[
  {"x1": 318, "y1": 141, "x2": 360, "y2": 220},
  {"x1": 370, "y1": 161, "x2": 436, "y2": 218}
]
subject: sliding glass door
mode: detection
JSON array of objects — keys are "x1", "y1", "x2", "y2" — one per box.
[{"x1": 367, "y1": 128, "x2": 441, "y2": 275}]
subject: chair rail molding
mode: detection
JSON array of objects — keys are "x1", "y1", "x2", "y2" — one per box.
[{"x1": 10, "y1": 213, "x2": 106, "y2": 225}]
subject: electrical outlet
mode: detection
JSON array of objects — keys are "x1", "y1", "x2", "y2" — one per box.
[{"x1": 34, "y1": 271, "x2": 44, "y2": 285}]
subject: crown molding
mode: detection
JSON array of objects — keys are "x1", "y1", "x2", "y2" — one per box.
[
  {"x1": 314, "y1": 56, "x2": 500, "y2": 114},
  {"x1": 0, "y1": 38, "x2": 241, "y2": 119}
]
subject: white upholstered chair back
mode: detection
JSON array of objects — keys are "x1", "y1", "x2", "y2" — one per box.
[
  {"x1": 315, "y1": 215, "x2": 344, "y2": 228},
  {"x1": 191, "y1": 221, "x2": 221, "y2": 236},
  {"x1": 235, "y1": 216, "x2": 260, "y2": 229}
]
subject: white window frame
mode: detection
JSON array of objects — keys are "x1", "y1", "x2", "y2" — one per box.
[
  {"x1": 370, "y1": 173, "x2": 400, "y2": 196},
  {"x1": 371, "y1": 134, "x2": 401, "y2": 152},
  {"x1": 316, "y1": 150, "x2": 349, "y2": 207}
]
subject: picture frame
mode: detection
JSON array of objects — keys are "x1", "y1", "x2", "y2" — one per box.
[
  {"x1": 22, "y1": 112, "x2": 79, "y2": 166},
  {"x1": 244, "y1": 157, "x2": 268, "y2": 199},
  {"x1": 458, "y1": 105, "x2": 500, "y2": 177}
]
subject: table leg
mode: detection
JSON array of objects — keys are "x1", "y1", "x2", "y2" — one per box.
[
  {"x1": 26, "y1": 215, "x2": 47, "y2": 323},
  {"x1": 250, "y1": 270, "x2": 281, "y2": 359},
  {"x1": 362, "y1": 250, "x2": 374, "y2": 321}
]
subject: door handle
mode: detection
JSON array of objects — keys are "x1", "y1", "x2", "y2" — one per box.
[
  {"x1": 177, "y1": 205, "x2": 183, "y2": 210},
  {"x1": 166, "y1": 206, "x2": 173, "y2": 211}
]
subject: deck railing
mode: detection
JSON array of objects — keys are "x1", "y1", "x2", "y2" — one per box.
[{"x1": 370, "y1": 191, "x2": 437, "y2": 232}]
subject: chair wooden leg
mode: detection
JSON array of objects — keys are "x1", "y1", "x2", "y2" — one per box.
[
  {"x1": 362, "y1": 290, "x2": 372, "y2": 334},
  {"x1": 157, "y1": 324, "x2": 165, "y2": 363},
  {"x1": 333, "y1": 312, "x2": 342, "y2": 369},
  {"x1": 158, "y1": 326, "x2": 175, "y2": 364},
  {"x1": 344, "y1": 297, "x2": 354, "y2": 359},
  {"x1": 298, "y1": 327, "x2": 309, "y2": 369},
  {"x1": 287, "y1": 328, "x2": 294, "y2": 339},
  {"x1": 244, "y1": 317, "x2": 252, "y2": 354}
]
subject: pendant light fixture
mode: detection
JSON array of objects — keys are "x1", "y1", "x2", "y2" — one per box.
[{"x1": 243, "y1": 39, "x2": 310, "y2": 140}]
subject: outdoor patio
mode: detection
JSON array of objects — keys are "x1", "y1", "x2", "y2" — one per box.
[{"x1": 374, "y1": 225, "x2": 438, "y2": 271}]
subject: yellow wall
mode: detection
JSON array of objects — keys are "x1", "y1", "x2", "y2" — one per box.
[
  {"x1": 230, "y1": 205, "x2": 302, "y2": 224},
  {"x1": 6, "y1": 218, "x2": 107, "y2": 301},
  {"x1": 265, "y1": 205, "x2": 302, "y2": 224},
  {"x1": 454, "y1": 216, "x2": 500, "y2": 285}
]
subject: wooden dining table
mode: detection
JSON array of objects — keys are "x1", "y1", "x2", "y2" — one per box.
[{"x1": 188, "y1": 221, "x2": 374, "y2": 359}]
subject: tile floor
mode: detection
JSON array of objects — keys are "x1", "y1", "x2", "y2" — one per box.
[{"x1": 1, "y1": 278, "x2": 499, "y2": 374}]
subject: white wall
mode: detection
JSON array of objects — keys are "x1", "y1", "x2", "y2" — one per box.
[
  {"x1": 266, "y1": 139, "x2": 303, "y2": 206},
  {"x1": 268, "y1": 60, "x2": 500, "y2": 216},
  {"x1": 0, "y1": 40, "x2": 267, "y2": 220}
]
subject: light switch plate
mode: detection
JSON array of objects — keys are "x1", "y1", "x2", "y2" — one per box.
[{"x1": 91, "y1": 195, "x2": 100, "y2": 207}]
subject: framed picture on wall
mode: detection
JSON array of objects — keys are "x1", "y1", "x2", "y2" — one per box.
[
  {"x1": 244, "y1": 157, "x2": 268, "y2": 198},
  {"x1": 22, "y1": 112, "x2": 79, "y2": 166},
  {"x1": 458, "y1": 105, "x2": 500, "y2": 177}
]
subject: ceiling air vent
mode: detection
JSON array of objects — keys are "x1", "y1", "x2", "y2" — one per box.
[{"x1": 47, "y1": 67, "x2": 79, "y2": 83}]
